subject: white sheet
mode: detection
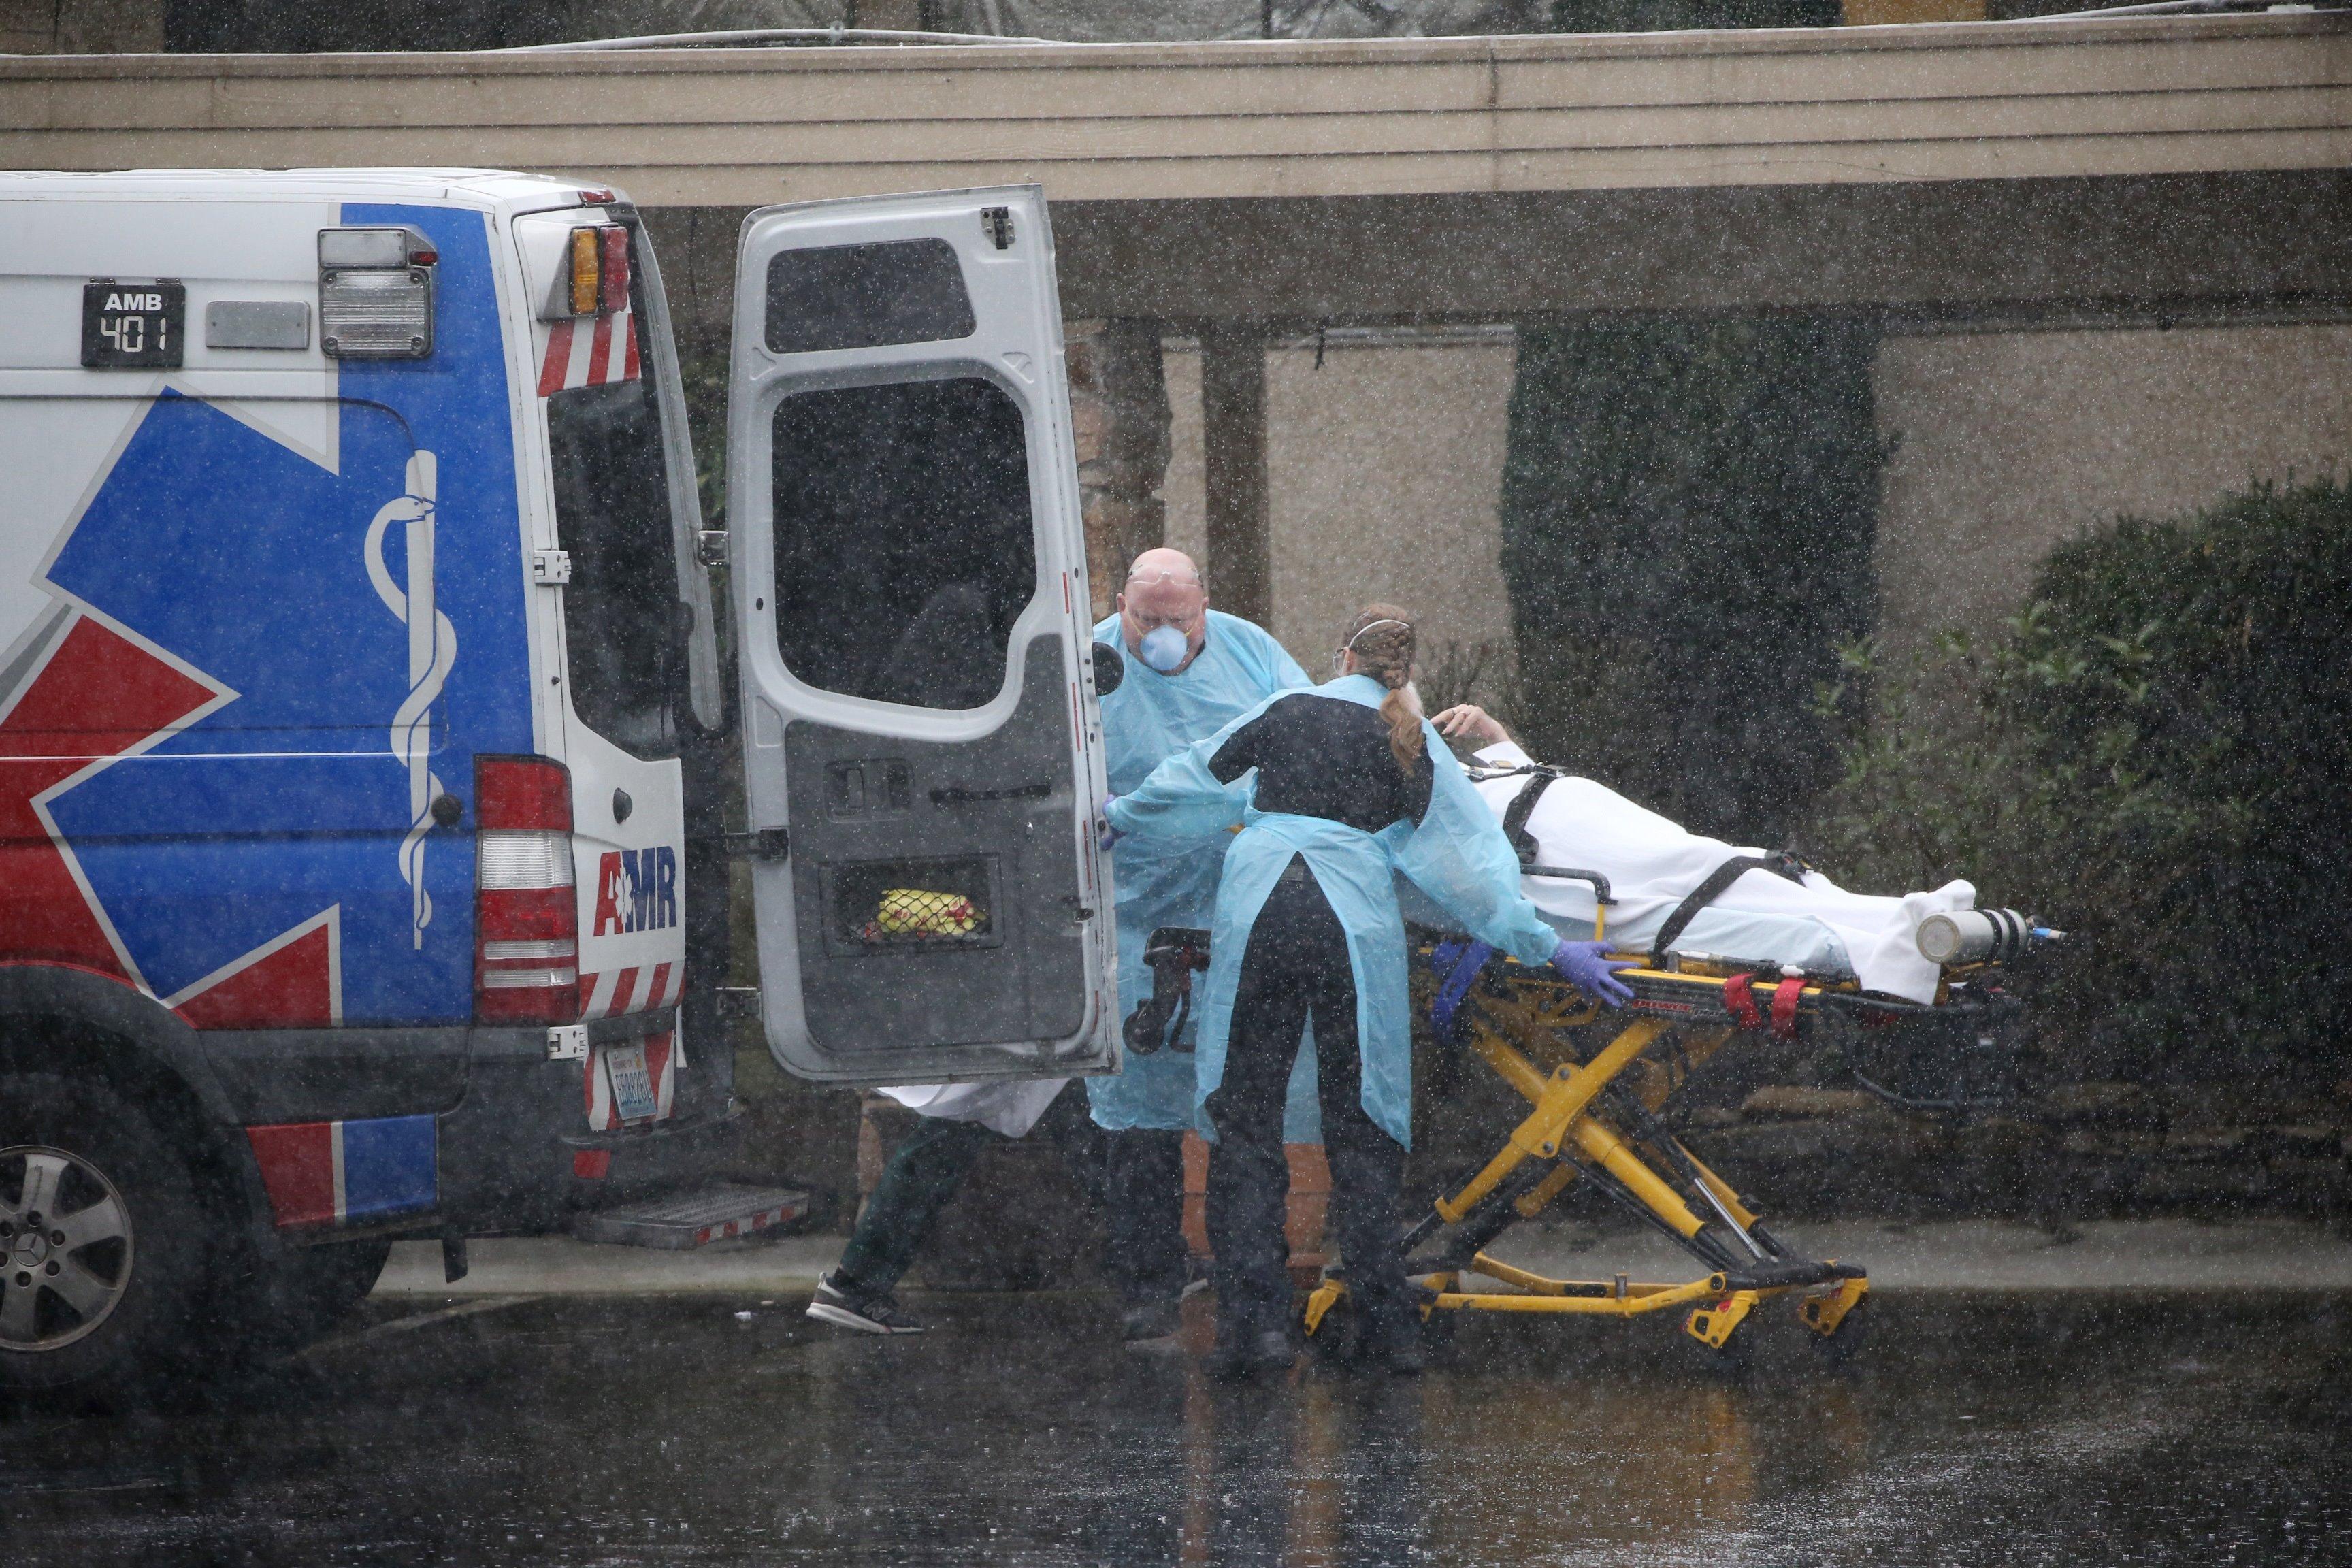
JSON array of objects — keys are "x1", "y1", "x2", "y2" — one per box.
[
  {"x1": 877, "y1": 1077, "x2": 1068, "y2": 1139},
  {"x1": 1469, "y1": 742, "x2": 1974, "y2": 1004}
]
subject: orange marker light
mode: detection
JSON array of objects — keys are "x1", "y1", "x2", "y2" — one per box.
[{"x1": 568, "y1": 227, "x2": 601, "y2": 316}]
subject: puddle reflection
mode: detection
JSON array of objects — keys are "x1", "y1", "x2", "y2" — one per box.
[{"x1": 0, "y1": 1292, "x2": 2344, "y2": 1565}]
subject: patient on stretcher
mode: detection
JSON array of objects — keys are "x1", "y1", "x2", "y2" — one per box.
[{"x1": 1425, "y1": 706, "x2": 1974, "y2": 1004}]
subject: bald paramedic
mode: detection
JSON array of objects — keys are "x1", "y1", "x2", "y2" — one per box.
[
  {"x1": 1092, "y1": 549, "x2": 1313, "y2": 1342},
  {"x1": 806, "y1": 550, "x2": 1307, "y2": 1343}
]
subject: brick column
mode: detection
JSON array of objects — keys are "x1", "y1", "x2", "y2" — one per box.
[
  {"x1": 1200, "y1": 323, "x2": 1271, "y2": 629},
  {"x1": 1066, "y1": 318, "x2": 1172, "y2": 621}
]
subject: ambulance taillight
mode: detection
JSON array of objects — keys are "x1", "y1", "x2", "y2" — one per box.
[{"x1": 474, "y1": 755, "x2": 580, "y2": 1024}]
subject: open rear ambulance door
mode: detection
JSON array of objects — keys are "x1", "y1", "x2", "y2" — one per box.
[{"x1": 726, "y1": 186, "x2": 1118, "y2": 1085}]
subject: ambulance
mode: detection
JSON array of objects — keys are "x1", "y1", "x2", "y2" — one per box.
[{"x1": 0, "y1": 170, "x2": 1117, "y2": 1391}]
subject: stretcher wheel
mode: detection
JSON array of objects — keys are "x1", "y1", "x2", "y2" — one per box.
[
  {"x1": 1806, "y1": 1301, "x2": 1872, "y2": 1366},
  {"x1": 1297, "y1": 1284, "x2": 1455, "y2": 1366},
  {"x1": 1682, "y1": 1301, "x2": 1757, "y2": 1375},
  {"x1": 1411, "y1": 1295, "x2": 1459, "y2": 1360},
  {"x1": 1300, "y1": 1298, "x2": 1361, "y2": 1365},
  {"x1": 1686, "y1": 1324, "x2": 1754, "y2": 1375}
]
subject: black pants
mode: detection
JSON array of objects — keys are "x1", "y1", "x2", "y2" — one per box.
[
  {"x1": 837, "y1": 1082, "x2": 1189, "y2": 1305},
  {"x1": 1204, "y1": 862, "x2": 1407, "y2": 1339}
]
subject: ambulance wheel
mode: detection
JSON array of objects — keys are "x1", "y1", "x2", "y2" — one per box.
[
  {"x1": 0, "y1": 1072, "x2": 221, "y2": 1396},
  {"x1": 252, "y1": 1237, "x2": 393, "y2": 1349}
]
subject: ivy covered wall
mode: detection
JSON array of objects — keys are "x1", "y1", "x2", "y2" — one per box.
[{"x1": 1497, "y1": 317, "x2": 1886, "y2": 846}]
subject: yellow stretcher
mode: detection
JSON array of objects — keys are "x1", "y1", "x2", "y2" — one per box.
[{"x1": 1298, "y1": 931, "x2": 2022, "y2": 1369}]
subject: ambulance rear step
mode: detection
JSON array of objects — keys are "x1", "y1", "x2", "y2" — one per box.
[{"x1": 573, "y1": 1184, "x2": 811, "y2": 1250}]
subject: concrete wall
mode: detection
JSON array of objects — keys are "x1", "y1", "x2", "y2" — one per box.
[
  {"x1": 1162, "y1": 335, "x2": 1522, "y2": 699},
  {"x1": 1873, "y1": 323, "x2": 2352, "y2": 650},
  {"x1": 1158, "y1": 322, "x2": 2352, "y2": 689}
]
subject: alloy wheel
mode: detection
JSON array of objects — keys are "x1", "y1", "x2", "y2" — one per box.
[{"x1": 0, "y1": 1145, "x2": 135, "y2": 1352}]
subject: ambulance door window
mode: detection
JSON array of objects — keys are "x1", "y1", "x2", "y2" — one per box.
[
  {"x1": 546, "y1": 372, "x2": 679, "y2": 760},
  {"x1": 769, "y1": 377, "x2": 1034, "y2": 710}
]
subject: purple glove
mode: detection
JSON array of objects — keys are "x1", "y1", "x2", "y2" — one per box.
[
  {"x1": 1552, "y1": 938, "x2": 1637, "y2": 1007},
  {"x1": 1098, "y1": 795, "x2": 1122, "y2": 853}
]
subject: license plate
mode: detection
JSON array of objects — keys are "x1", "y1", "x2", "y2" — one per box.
[
  {"x1": 82, "y1": 280, "x2": 185, "y2": 370},
  {"x1": 603, "y1": 1043, "x2": 660, "y2": 1122}
]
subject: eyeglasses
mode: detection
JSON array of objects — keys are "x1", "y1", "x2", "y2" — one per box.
[
  {"x1": 1125, "y1": 568, "x2": 1204, "y2": 591},
  {"x1": 1133, "y1": 608, "x2": 1204, "y2": 637}
]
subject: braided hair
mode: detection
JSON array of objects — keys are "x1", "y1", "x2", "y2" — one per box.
[{"x1": 1341, "y1": 604, "x2": 1422, "y2": 773}]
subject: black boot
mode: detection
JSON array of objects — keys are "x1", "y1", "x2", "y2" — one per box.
[
  {"x1": 1324, "y1": 1138, "x2": 1420, "y2": 1373},
  {"x1": 1207, "y1": 1311, "x2": 1296, "y2": 1380},
  {"x1": 1365, "y1": 1300, "x2": 1427, "y2": 1375}
]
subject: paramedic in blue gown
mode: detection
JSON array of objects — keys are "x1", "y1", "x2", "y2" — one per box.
[
  {"x1": 1090, "y1": 546, "x2": 1313, "y2": 1342},
  {"x1": 1105, "y1": 606, "x2": 1636, "y2": 1378}
]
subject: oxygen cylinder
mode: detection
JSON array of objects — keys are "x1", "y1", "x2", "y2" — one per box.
[{"x1": 1915, "y1": 908, "x2": 2058, "y2": 966}]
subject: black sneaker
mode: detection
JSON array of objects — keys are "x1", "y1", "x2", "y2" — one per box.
[
  {"x1": 805, "y1": 1270, "x2": 926, "y2": 1335},
  {"x1": 1364, "y1": 1298, "x2": 1429, "y2": 1375},
  {"x1": 1122, "y1": 1298, "x2": 1183, "y2": 1343}
]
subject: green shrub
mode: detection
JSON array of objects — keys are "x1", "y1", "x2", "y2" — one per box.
[{"x1": 1806, "y1": 477, "x2": 2352, "y2": 1082}]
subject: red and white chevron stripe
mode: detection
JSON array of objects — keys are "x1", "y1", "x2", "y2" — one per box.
[
  {"x1": 577, "y1": 961, "x2": 683, "y2": 1021},
  {"x1": 536, "y1": 308, "x2": 640, "y2": 397}
]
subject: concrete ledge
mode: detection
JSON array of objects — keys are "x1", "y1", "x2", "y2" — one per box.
[
  {"x1": 376, "y1": 1216, "x2": 2352, "y2": 1298},
  {"x1": 376, "y1": 1233, "x2": 843, "y2": 1297},
  {"x1": 3, "y1": 15, "x2": 2344, "y2": 205}
]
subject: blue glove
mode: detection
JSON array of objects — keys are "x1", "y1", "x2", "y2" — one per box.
[
  {"x1": 1552, "y1": 938, "x2": 1636, "y2": 1007},
  {"x1": 1098, "y1": 796, "x2": 1122, "y2": 853}
]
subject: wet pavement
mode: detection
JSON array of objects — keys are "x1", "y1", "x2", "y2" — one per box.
[{"x1": 4, "y1": 1287, "x2": 2347, "y2": 1567}]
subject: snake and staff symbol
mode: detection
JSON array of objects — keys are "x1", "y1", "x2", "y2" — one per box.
[{"x1": 365, "y1": 451, "x2": 458, "y2": 948}]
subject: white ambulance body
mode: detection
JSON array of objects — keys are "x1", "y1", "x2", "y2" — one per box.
[{"x1": 0, "y1": 169, "x2": 1115, "y2": 1391}]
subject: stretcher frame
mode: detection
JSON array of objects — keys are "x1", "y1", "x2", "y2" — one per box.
[{"x1": 1302, "y1": 939, "x2": 2014, "y2": 1365}]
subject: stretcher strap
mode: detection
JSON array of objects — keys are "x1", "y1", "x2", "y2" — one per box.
[
  {"x1": 1428, "y1": 939, "x2": 1496, "y2": 1046},
  {"x1": 1771, "y1": 975, "x2": 1806, "y2": 1039},
  {"x1": 1649, "y1": 851, "x2": 1810, "y2": 966},
  {"x1": 1724, "y1": 973, "x2": 1763, "y2": 1028},
  {"x1": 1500, "y1": 768, "x2": 1565, "y2": 868}
]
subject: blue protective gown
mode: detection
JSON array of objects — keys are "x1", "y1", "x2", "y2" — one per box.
[
  {"x1": 1105, "y1": 676, "x2": 1562, "y2": 1147},
  {"x1": 1088, "y1": 609, "x2": 1313, "y2": 1134}
]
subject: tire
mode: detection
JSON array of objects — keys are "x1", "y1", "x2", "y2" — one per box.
[
  {"x1": 0, "y1": 1071, "x2": 231, "y2": 1395},
  {"x1": 252, "y1": 1237, "x2": 393, "y2": 1350}
]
